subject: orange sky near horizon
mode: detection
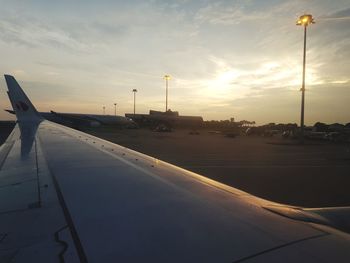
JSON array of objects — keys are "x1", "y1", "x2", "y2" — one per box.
[{"x1": 0, "y1": 0, "x2": 349, "y2": 125}]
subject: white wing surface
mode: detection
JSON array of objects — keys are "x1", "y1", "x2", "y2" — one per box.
[{"x1": 1, "y1": 75, "x2": 350, "y2": 262}]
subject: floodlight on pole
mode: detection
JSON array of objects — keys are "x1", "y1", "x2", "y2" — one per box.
[
  {"x1": 114, "y1": 103, "x2": 117, "y2": 116},
  {"x1": 164, "y1": 74, "x2": 171, "y2": 112},
  {"x1": 132, "y1": 89, "x2": 137, "y2": 116},
  {"x1": 103, "y1": 106, "x2": 106, "y2": 115},
  {"x1": 296, "y1": 14, "x2": 315, "y2": 143}
]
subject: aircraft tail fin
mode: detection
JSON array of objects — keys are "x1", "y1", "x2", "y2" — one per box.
[{"x1": 4, "y1": 75, "x2": 42, "y2": 123}]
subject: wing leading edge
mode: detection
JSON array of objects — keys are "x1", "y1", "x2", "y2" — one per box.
[{"x1": 1, "y1": 75, "x2": 350, "y2": 262}]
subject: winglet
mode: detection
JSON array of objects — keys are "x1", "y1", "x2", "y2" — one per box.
[{"x1": 4, "y1": 75, "x2": 42, "y2": 123}]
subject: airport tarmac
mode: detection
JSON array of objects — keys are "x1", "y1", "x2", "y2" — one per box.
[
  {"x1": 83, "y1": 127, "x2": 350, "y2": 208},
  {"x1": 1, "y1": 124, "x2": 350, "y2": 207}
]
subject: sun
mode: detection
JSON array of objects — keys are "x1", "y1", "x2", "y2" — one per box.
[{"x1": 201, "y1": 69, "x2": 245, "y2": 99}]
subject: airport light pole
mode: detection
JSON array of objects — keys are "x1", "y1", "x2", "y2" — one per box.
[
  {"x1": 103, "y1": 106, "x2": 105, "y2": 115},
  {"x1": 296, "y1": 14, "x2": 315, "y2": 143},
  {"x1": 114, "y1": 103, "x2": 117, "y2": 116},
  {"x1": 132, "y1": 89, "x2": 137, "y2": 116},
  {"x1": 164, "y1": 75, "x2": 171, "y2": 112}
]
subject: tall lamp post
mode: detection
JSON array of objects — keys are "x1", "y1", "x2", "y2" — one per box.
[
  {"x1": 164, "y1": 74, "x2": 171, "y2": 112},
  {"x1": 296, "y1": 14, "x2": 315, "y2": 143},
  {"x1": 103, "y1": 106, "x2": 105, "y2": 115},
  {"x1": 132, "y1": 89, "x2": 137, "y2": 116},
  {"x1": 114, "y1": 103, "x2": 117, "y2": 116}
]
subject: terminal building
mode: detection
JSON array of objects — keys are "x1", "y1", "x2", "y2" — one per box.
[{"x1": 125, "y1": 110, "x2": 203, "y2": 129}]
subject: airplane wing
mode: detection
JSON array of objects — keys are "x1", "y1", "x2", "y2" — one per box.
[{"x1": 1, "y1": 75, "x2": 350, "y2": 262}]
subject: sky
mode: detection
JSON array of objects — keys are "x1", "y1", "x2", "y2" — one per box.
[{"x1": 0, "y1": 0, "x2": 349, "y2": 124}]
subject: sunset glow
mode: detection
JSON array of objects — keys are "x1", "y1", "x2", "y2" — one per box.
[{"x1": 0, "y1": 1, "x2": 349, "y2": 124}]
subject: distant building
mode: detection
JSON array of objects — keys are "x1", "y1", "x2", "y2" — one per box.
[{"x1": 125, "y1": 110, "x2": 203, "y2": 128}]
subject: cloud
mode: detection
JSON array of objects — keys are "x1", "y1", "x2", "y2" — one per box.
[
  {"x1": 0, "y1": 1, "x2": 349, "y2": 123},
  {"x1": 321, "y1": 7, "x2": 350, "y2": 20},
  {"x1": 0, "y1": 16, "x2": 91, "y2": 53},
  {"x1": 195, "y1": 3, "x2": 268, "y2": 25}
]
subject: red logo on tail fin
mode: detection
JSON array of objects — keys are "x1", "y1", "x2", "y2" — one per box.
[{"x1": 16, "y1": 101, "x2": 29, "y2": 112}]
